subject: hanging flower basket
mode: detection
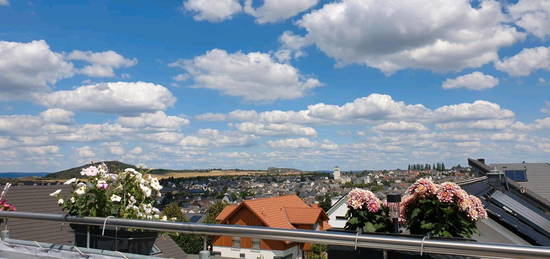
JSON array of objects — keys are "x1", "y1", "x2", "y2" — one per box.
[{"x1": 50, "y1": 163, "x2": 167, "y2": 255}]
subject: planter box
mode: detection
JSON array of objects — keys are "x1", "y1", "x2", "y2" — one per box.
[
  {"x1": 327, "y1": 228, "x2": 478, "y2": 259},
  {"x1": 72, "y1": 224, "x2": 158, "y2": 255}
]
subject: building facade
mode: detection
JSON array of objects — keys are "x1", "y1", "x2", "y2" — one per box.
[{"x1": 213, "y1": 195, "x2": 330, "y2": 259}]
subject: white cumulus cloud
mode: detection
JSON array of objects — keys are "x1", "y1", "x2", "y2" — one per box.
[
  {"x1": 0, "y1": 0, "x2": 9, "y2": 6},
  {"x1": 234, "y1": 122, "x2": 317, "y2": 136},
  {"x1": 434, "y1": 100, "x2": 514, "y2": 122},
  {"x1": 508, "y1": 0, "x2": 550, "y2": 39},
  {"x1": 288, "y1": 0, "x2": 523, "y2": 74},
  {"x1": 244, "y1": 0, "x2": 319, "y2": 24},
  {"x1": 118, "y1": 111, "x2": 189, "y2": 131},
  {"x1": 39, "y1": 81, "x2": 176, "y2": 114},
  {"x1": 495, "y1": 46, "x2": 550, "y2": 76},
  {"x1": 373, "y1": 121, "x2": 428, "y2": 132},
  {"x1": 268, "y1": 137, "x2": 315, "y2": 148},
  {"x1": 183, "y1": 0, "x2": 242, "y2": 22},
  {"x1": 68, "y1": 50, "x2": 137, "y2": 77},
  {"x1": 170, "y1": 49, "x2": 322, "y2": 102},
  {"x1": 442, "y1": 72, "x2": 499, "y2": 90},
  {"x1": 0, "y1": 40, "x2": 74, "y2": 100}
]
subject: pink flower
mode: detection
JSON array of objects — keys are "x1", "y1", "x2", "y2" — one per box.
[
  {"x1": 96, "y1": 180, "x2": 108, "y2": 190},
  {"x1": 347, "y1": 188, "x2": 382, "y2": 212},
  {"x1": 437, "y1": 191, "x2": 453, "y2": 203},
  {"x1": 407, "y1": 178, "x2": 437, "y2": 196}
]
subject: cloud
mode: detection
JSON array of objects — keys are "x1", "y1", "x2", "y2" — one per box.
[
  {"x1": 39, "y1": 108, "x2": 74, "y2": 124},
  {"x1": 0, "y1": 40, "x2": 74, "y2": 100},
  {"x1": 244, "y1": 0, "x2": 318, "y2": 24},
  {"x1": 508, "y1": 0, "x2": 550, "y2": 39},
  {"x1": 0, "y1": 0, "x2": 9, "y2": 6},
  {"x1": 180, "y1": 129, "x2": 257, "y2": 148},
  {"x1": 436, "y1": 119, "x2": 514, "y2": 130},
  {"x1": 541, "y1": 101, "x2": 550, "y2": 114},
  {"x1": 197, "y1": 94, "x2": 514, "y2": 127},
  {"x1": 68, "y1": 50, "x2": 137, "y2": 77},
  {"x1": 268, "y1": 137, "x2": 315, "y2": 148},
  {"x1": 183, "y1": 0, "x2": 242, "y2": 22},
  {"x1": 76, "y1": 146, "x2": 95, "y2": 158},
  {"x1": 118, "y1": 111, "x2": 189, "y2": 131},
  {"x1": 170, "y1": 49, "x2": 322, "y2": 102},
  {"x1": 513, "y1": 117, "x2": 550, "y2": 131},
  {"x1": 442, "y1": 71, "x2": 499, "y2": 90},
  {"x1": 373, "y1": 121, "x2": 428, "y2": 132},
  {"x1": 495, "y1": 46, "x2": 550, "y2": 76},
  {"x1": 433, "y1": 100, "x2": 514, "y2": 122},
  {"x1": 234, "y1": 122, "x2": 317, "y2": 136},
  {"x1": 306, "y1": 94, "x2": 430, "y2": 122},
  {"x1": 288, "y1": 0, "x2": 523, "y2": 74},
  {"x1": 39, "y1": 81, "x2": 176, "y2": 114}
]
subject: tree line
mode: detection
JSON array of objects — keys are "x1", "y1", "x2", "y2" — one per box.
[{"x1": 408, "y1": 162, "x2": 446, "y2": 171}]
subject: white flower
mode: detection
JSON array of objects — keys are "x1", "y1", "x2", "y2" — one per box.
[
  {"x1": 49, "y1": 189, "x2": 62, "y2": 197},
  {"x1": 57, "y1": 199, "x2": 64, "y2": 205},
  {"x1": 110, "y1": 194, "x2": 122, "y2": 202},
  {"x1": 98, "y1": 163, "x2": 108, "y2": 174},
  {"x1": 64, "y1": 178, "x2": 77, "y2": 185},
  {"x1": 74, "y1": 186, "x2": 86, "y2": 196},
  {"x1": 81, "y1": 166, "x2": 99, "y2": 177},
  {"x1": 70, "y1": 197, "x2": 76, "y2": 203},
  {"x1": 153, "y1": 214, "x2": 160, "y2": 219},
  {"x1": 161, "y1": 216, "x2": 168, "y2": 221},
  {"x1": 140, "y1": 184, "x2": 152, "y2": 198},
  {"x1": 124, "y1": 168, "x2": 138, "y2": 174},
  {"x1": 150, "y1": 178, "x2": 162, "y2": 191},
  {"x1": 152, "y1": 208, "x2": 160, "y2": 214}
]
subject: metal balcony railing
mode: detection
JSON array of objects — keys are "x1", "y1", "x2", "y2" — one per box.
[{"x1": 1, "y1": 211, "x2": 550, "y2": 258}]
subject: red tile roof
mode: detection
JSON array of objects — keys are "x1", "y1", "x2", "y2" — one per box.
[{"x1": 216, "y1": 195, "x2": 329, "y2": 229}]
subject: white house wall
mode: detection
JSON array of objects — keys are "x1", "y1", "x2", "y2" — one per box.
[{"x1": 213, "y1": 245, "x2": 302, "y2": 259}]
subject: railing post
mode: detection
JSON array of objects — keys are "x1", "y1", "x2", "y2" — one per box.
[
  {"x1": 0, "y1": 229, "x2": 8, "y2": 241},
  {"x1": 199, "y1": 235, "x2": 210, "y2": 259}
]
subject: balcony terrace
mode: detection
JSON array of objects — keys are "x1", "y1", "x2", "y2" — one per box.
[{"x1": 0, "y1": 211, "x2": 549, "y2": 259}]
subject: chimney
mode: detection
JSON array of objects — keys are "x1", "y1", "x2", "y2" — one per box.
[
  {"x1": 487, "y1": 167, "x2": 505, "y2": 187},
  {"x1": 477, "y1": 158, "x2": 485, "y2": 164}
]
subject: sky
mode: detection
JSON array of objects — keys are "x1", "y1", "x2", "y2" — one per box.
[{"x1": 0, "y1": 0, "x2": 549, "y2": 172}]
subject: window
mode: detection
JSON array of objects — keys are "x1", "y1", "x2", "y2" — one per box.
[
  {"x1": 505, "y1": 170, "x2": 527, "y2": 182},
  {"x1": 252, "y1": 239, "x2": 261, "y2": 250},
  {"x1": 232, "y1": 237, "x2": 240, "y2": 248}
]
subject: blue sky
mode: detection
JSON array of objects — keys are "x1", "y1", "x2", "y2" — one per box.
[{"x1": 0, "y1": 0, "x2": 549, "y2": 171}]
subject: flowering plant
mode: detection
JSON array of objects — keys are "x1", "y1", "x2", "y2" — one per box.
[
  {"x1": 344, "y1": 188, "x2": 392, "y2": 233},
  {"x1": 0, "y1": 183, "x2": 16, "y2": 212},
  {"x1": 400, "y1": 178, "x2": 487, "y2": 238},
  {"x1": 50, "y1": 163, "x2": 166, "y2": 221}
]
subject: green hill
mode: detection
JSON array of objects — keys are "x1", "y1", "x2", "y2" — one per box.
[{"x1": 44, "y1": 161, "x2": 136, "y2": 179}]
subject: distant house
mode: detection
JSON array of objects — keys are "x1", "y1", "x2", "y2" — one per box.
[{"x1": 213, "y1": 195, "x2": 331, "y2": 259}]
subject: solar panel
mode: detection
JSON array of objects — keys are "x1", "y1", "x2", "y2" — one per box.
[
  {"x1": 491, "y1": 190, "x2": 550, "y2": 234},
  {"x1": 504, "y1": 170, "x2": 527, "y2": 182}
]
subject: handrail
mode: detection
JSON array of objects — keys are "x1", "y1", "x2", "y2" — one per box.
[{"x1": 1, "y1": 211, "x2": 550, "y2": 258}]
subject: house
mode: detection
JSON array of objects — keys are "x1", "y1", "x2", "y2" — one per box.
[
  {"x1": 326, "y1": 195, "x2": 348, "y2": 229},
  {"x1": 213, "y1": 195, "x2": 330, "y2": 259},
  {"x1": 465, "y1": 158, "x2": 550, "y2": 245},
  {"x1": 3, "y1": 184, "x2": 187, "y2": 258}
]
